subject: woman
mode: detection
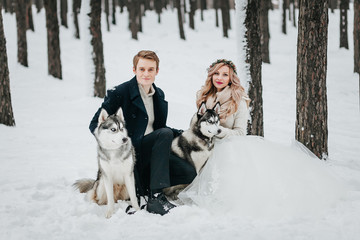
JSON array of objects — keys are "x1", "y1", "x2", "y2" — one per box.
[{"x1": 178, "y1": 59, "x2": 346, "y2": 218}]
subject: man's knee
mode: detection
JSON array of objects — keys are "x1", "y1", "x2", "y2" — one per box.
[{"x1": 156, "y1": 128, "x2": 174, "y2": 141}]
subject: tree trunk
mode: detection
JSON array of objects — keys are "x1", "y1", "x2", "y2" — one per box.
[
  {"x1": 35, "y1": 0, "x2": 43, "y2": 13},
  {"x1": 200, "y1": 0, "x2": 206, "y2": 21},
  {"x1": 339, "y1": 0, "x2": 349, "y2": 49},
  {"x1": 246, "y1": 0, "x2": 264, "y2": 136},
  {"x1": 44, "y1": 0, "x2": 62, "y2": 79},
  {"x1": 282, "y1": 0, "x2": 287, "y2": 34},
  {"x1": 0, "y1": 7, "x2": 15, "y2": 127},
  {"x1": 4, "y1": 0, "x2": 15, "y2": 13},
  {"x1": 296, "y1": 0, "x2": 329, "y2": 159},
  {"x1": 329, "y1": 0, "x2": 337, "y2": 13},
  {"x1": 144, "y1": 0, "x2": 151, "y2": 11},
  {"x1": 129, "y1": 0, "x2": 139, "y2": 39},
  {"x1": 221, "y1": 0, "x2": 230, "y2": 38},
  {"x1": 72, "y1": 0, "x2": 81, "y2": 39},
  {"x1": 105, "y1": 0, "x2": 110, "y2": 31},
  {"x1": 176, "y1": 0, "x2": 185, "y2": 40},
  {"x1": 15, "y1": 0, "x2": 28, "y2": 67},
  {"x1": 291, "y1": 0, "x2": 296, "y2": 27},
  {"x1": 155, "y1": 0, "x2": 162, "y2": 23},
  {"x1": 260, "y1": 0, "x2": 270, "y2": 63},
  {"x1": 112, "y1": 0, "x2": 116, "y2": 25},
  {"x1": 119, "y1": 0, "x2": 125, "y2": 13},
  {"x1": 354, "y1": 0, "x2": 360, "y2": 73},
  {"x1": 189, "y1": 0, "x2": 196, "y2": 30},
  {"x1": 60, "y1": 0, "x2": 68, "y2": 28},
  {"x1": 138, "y1": 0, "x2": 143, "y2": 33},
  {"x1": 26, "y1": 0, "x2": 34, "y2": 31},
  {"x1": 89, "y1": 0, "x2": 106, "y2": 98},
  {"x1": 214, "y1": 0, "x2": 219, "y2": 27}
]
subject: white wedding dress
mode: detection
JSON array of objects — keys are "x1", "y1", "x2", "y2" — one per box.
[{"x1": 178, "y1": 136, "x2": 347, "y2": 218}]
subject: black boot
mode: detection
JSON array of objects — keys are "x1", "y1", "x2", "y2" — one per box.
[{"x1": 146, "y1": 192, "x2": 176, "y2": 215}]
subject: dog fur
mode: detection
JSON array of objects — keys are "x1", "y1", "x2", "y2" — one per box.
[{"x1": 73, "y1": 107, "x2": 140, "y2": 218}]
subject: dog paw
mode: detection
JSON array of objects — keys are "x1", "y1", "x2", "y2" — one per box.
[{"x1": 105, "y1": 209, "x2": 114, "y2": 218}]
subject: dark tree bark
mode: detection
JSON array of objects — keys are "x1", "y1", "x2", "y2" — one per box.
[
  {"x1": 105, "y1": 0, "x2": 110, "y2": 31},
  {"x1": 355, "y1": 0, "x2": 360, "y2": 74},
  {"x1": 200, "y1": 0, "x2": 207, "y2": 21},
  {"x1": 4, "y1": 0, "x2": 15, "y2": 13},
  {"x1": 72, "y1": 0, "x2": 81, "y2": 39},
  {"x1": 214, "y1": 0, "x2": 219, "y2": 27},
  {"x1": 138, "y1": 0, "x2": 143, "y2": 33},
  {"x1": 15, "y1": 0, "x2": 28, "y2": 67},
  {"x1": 119, "y1": 0, "x2": 125, "y2": 13},
  {"x1": 189, "y1": 0, "x2": 196, "y2": 29},
  {"x1": 339, "y1": 0, "x2": 349, "y2": 49},
  {"x1": 0, "y1": 7, "x2": 15, "y2": 127},
  {"x1": 220, "y1": 0, "x2": 230, "y2": 38},
  {"x1": 282, "y1": 0, "x2": 287, "y2": 34},
  {"x1": 246, "y1": 0, "x2": 264, "y2": 136},
  {"x1": 129, "y1": 0, "x2": 139, "y2": 39},
  {"x1": 60, "y1": 0, "x2": 68, "y2": 28},
  {"x1": 35, "y1": 0, "x2": 43, "y2": 13},
  {"x1": 112, "y1": 0, "x2": 116, "y2": 25},
  {"x1": 175, "y1": 0, "x2": 185, "y2": 40},
  {"x1": 26, "y1": 0, "x2": 34, "y2": 31},
  {"x1": 296, "y1": 0, "x2": 329, "y2": 159},
  {"x1": 144, "y1": 0, "x2": 151, "y2": 11},
  {"x1": 44, "y1": 0, "x2": 62, "y2": 79},
  {"x1": 260, "y1": 0, "x2": 270, "y2": 63},
  {"x1": 329, "y1": 0, "x2": 337, "y2": 13},
  {"x1": 291, "y1": 0, "x2": 296, "y2": 27},
  {"x1": 155, "y1": 0, "x2": 162, "y2": 23},
  {"x1": 89, "y1": 0, "x2": 106, "y2": 98}
]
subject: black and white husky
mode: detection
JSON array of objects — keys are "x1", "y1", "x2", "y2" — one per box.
[
  {"x1": 172, "y1": 102, "x2": 221, "y2": 174},
  {"x1": 73, "y1": 107, "x2": 140, "y2": 218},
  {"x1": 164, "y1": 103, "x2": 221, "y2": 198}
]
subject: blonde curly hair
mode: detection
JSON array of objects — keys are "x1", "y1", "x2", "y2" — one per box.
[{"x1": 196, "y1": 60, "x2": 249, "y2": 119}]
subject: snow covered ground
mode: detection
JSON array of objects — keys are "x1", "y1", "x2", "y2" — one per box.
[{"x1": 1, "y1": 4, "x2": 360, "y2": 240}]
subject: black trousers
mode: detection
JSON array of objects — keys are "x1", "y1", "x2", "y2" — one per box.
[{"x1": 138, "y1": 128, "x2": 196, "y2": 193}]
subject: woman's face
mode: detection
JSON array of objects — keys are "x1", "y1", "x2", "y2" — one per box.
[{"x1": 212, "y1": 65, "x2": 230, "y2": 91}]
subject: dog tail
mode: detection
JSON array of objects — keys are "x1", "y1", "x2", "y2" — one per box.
[{"x1": 73, "y1": 179, "x2": 95, "y2": 193}]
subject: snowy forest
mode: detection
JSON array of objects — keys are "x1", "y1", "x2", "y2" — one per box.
[{"x1": 0, "y1": 0, "x2": 360, "y2": 239}]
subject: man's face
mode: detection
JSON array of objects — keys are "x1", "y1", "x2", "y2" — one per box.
[{"x1": 133, "y1": 58, "x2": 158, "y2": 91}]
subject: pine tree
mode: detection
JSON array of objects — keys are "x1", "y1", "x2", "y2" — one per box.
[
  {"x1": 353, "y1": 0, "x2": 360, "y2": 74},
  {"x1": 339, "y1": 0, "x2": 349, "y2": 49},
  {"x1": 246, "y1": 0, "x2": 264, "y2": 136},
  {"x1": 60, "y1": 0, "x2": 68, "y2": 28},
  {"x1": 0, "y1": 7, "x2": 15, "y2": 126},
  {"x1": 260, "y1": 0, "x2": 271, "y2": 63},
  {"x1": 296, "y1": 0, "x2": 329, "y2": 159},
  {"x1": 176, "y1": 0, "x2": 185, "y2": 40},
  {"x1": 15, "y1": 0, "x2": 28, "y2": 67},
  {"x1": 72, "y1": 0, "x2": 81, "y2": 39},
  {"x1": 44, "y1": 0, "x2": 62, "y2": 79},
  {"x1": 89, "y1": 0, "x2": 106, "y2": 98}
]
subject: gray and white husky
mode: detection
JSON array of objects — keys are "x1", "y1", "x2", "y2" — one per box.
[
  {"x1": 73, "y1": 107, "x2": 140, "y2": 218},
  {"x1": 164, "y1": 102, "x2": 221, "y2": 198}
]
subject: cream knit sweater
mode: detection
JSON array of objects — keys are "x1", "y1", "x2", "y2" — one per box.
[{"x1": 138, "y1": 84, "x2": 155, "y2": 135}]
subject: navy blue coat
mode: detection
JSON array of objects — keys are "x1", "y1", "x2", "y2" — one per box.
[{"x1": 89, "y1": 76, "x2": 182, "y2": 149}]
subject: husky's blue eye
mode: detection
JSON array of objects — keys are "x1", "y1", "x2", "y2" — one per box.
[
  {"x1": 207, "y1": 120, "x2": 213, "y2": 124},
  {"x1": 111, "y1": 128, "x2": 117, "y2": 132}
]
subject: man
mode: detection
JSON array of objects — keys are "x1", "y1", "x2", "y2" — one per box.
[{"x1": 89, "y1": 50, "x2": 196, "y2": 215}]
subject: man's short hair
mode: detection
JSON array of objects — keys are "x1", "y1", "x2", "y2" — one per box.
[{"x1": 133, "y1": 50, "x2": 160, "y2": 70}]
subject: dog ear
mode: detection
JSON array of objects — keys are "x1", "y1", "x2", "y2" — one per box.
[
  {"x1": 213, "y1": 102, "x2": 221, "y2": 115},
  {"x1": 98, "y1": 108, "x2": 109, "y2": 124},
  {"x1": 116, "y1": 107, "x2": 125, "y2": 121},
  {"x1": 197, "y1": 102, "x2": 207, "y2": 116}
]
